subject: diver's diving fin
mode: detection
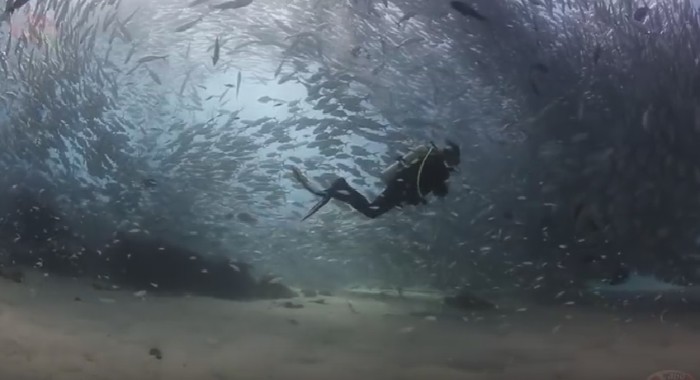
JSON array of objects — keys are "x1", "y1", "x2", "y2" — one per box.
[{"x1": 301, "y1": 193, "x2": 332, "y2": 221}]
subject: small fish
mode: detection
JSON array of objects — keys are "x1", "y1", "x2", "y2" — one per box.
[
  {"x1": 450, "y1": 1, "x2": 487, "y2": 21},
  {"x1": 236, "y1": 71, "x2": 242, "y2": 98},
  {"x1": 642, "y1": 106, "x2": 652, "y2": 130},
  {"x1": 633, "y1": 6, "x2": 649, "y2": 22},
  {"x1": 593, "y1": 44, "x2": 602, "y2": 64},
  {"x1": 530, "y1": 62, "x2": 549, "y2": 74},
  {"x1": 123, "y1": 7, "x2": 141, "y2": 25},
  {"x1": 224, "y1": 83, "x2": 235, "y2": 87},
  {"x1": 137, "y1": 55, "x2": 168, "y2": 64},
  {"x1": 179, "y1": 69, "x2": 193, "y2": 96},
  {"x1": 350, "y1": 46, "x2": 364, "y2": 58},
  {"x1": 274, "y1": 59, "x2": 285, "y2": 77},
  {"x1": 189, "y1": 0, "x2": 212, "y2": 6},
  {"x1": 184, "y1": 41, "x2": 192, "y2": 59},
  {"x1": 142, "y1": 178, "x2": 158, "y2": 188},
  {"x1": 396, "y1": 37, "x2": 423, "y2": 48},
  {"x1": 146, "y1": 68, "x2": 161, "y2": 84},
  {"x1": 573, "y1": 202, "x2": 600, "y2": 233},
  {"x1": 380, "y1": 38, "x2": 388, "y2": 54},
  {"x1": 175, "y1": 16, "x2": 203, "y2": 32},
  {"x1": 212, "y1": 36, "x2": 220, "y2": 65},
  {"x1": 573, "y1": 202, "x2": 585, "y2": 223},
  {"x1": 126, "y1": 62, "x2": 143, "y2": 75},
  {"x1": 236, "y1": 212, "x2": 257, "y2": 224},
  {"x1": 211, "y1": 0, "x2": 254, "y2": 10},
  {"x1": 396, "y1": 11, "x2": 416, "y2": 26},
  {"x1": 371, "y1": 62, "x2": 386, "y2": 75},
  {"x1": 124, "y1": 44, "x2": 137, "y2": 64},
  {"x1": 219, "y1": 87, "x2": 231, "y2": 101},
  {"x1": 608, "y1": 265, "x2": 630, "y2": 285}
]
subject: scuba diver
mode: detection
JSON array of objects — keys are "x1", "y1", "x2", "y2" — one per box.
[{"x1": 292, "y1": 140, "x2": 461, "y2": 220}]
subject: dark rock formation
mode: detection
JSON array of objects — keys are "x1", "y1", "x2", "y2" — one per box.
[
  {"x1": 443, "y1": 289, "x2": 497, "y2": 311},
  {"x1": 0, "y1": 189, "x2": 296, "y2": 300},
  {"x1": 0, "y1": 190, "x2": 90, "y2": 277},
  {"x1": 100, "y1": 232, "x2": 296, "y2": 300}
]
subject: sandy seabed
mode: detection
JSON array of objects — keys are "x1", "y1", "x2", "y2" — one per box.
[{"x1": 1, "y1": 272, "x2": 699, "y2": 380}]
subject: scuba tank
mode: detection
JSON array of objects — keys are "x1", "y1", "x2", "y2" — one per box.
[{"x1": 380, "y1": 145, "x2": 431, "y2": 184}]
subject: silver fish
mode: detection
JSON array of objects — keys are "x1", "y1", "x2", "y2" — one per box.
[
  {"x1": 5, "y1": 32, "x2": 11, "y2": 56},
  {"x1": 212, "y1": 36, "x2": 220, "y2": 65},
  {"x1": 126, "y1": 62, "x2": 142, "y2": 75},
  {"x1": 122, "y1": 7, "x2": 140, "y2": 24},
  {"x1": 236, "y1": 71, "x2": 241, "y2": 98},
  {"x1": 274, "y1": 59, "x2": 285, "y2": 77},
  {"x1": 0, "y1": 53, "x2": 7, "y2": 77},
  {"x1": 137, "y1": 55, "x2": 168, "y2": 64},
  {"x1": 124, "y1": 44, "x2": 137, "y2": 64},
  {"x1": 179, "y1": 69, "x2": 193, "y2": 95},
  {"x1": 175, "y1": 16, "x2": 203, "y2": 32},
  {"x1": 184, "y1": 41, "x2": 191, "y2": 59},
  {"x1": 102, "y1": 10, "x2": 117, "y2": 32},
  {"x1": 396, "y1": 37, "x2": 423, "y2": 48},
  {"x1": 147, "y1": 68, "x2": 162, "y2": 84},
  {"x1": 396, "y1": 11, "x2": 416, "y2": 26},
  {"x1": 116, "y1": 20, "x2": 132, "y2": 42},
  {"x1": 219, "y1": 86, "x2": 231, "y2": 101},
  {"x1": 211, "y1": 0, "x2": 253, "y2": 10}
]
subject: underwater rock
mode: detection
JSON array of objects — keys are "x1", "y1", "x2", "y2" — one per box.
[
  {"x1": 0, "y1": 189, "x2": 90, "y2": 277},
  {"x1": 1, "y1": 190, "x2": 72, "y2": 243},
  {"x1": 0, "y1": 190, "x2": 295, "y2": 302},
  {"x1": 443, "y1": 289, "x2": 497, "y2": 311},
  {"x1": 91, "y1": 281, "x2": 117, "y2": 291},
  {"x1": 148, "y1": 347, "x2": 162, "y2": 360},
  {"x1": 281, "y1": 301, "x2": 304, "y2": 309},
  {"x1": 102, "y1": 232, "x2": 259, "y2": 299},
  {"x1": 0, "y1": 266, "x2": 24, "y2": 283},
  {"x1": 100, "y1": 232, "x2": 295, "y2": 301},
  {"x1": 236, "y1": 212, "x2": 258, "y2": 225},
  {"x1": 255, "y1": 277, "x2": 297, "y2": 299}
]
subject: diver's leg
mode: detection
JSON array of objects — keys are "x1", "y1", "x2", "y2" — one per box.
[{"x1": 328, "y1": 178, "x2": 395, "y2": 219}]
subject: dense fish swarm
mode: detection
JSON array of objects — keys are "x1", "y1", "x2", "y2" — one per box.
[{"x1": 0, "y1": 0, "x2": 699, "y2": 299}]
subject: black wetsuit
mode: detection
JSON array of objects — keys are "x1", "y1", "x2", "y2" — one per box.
[{"x1": 326, "y1": 151, "x2": 453, "y2": 218}]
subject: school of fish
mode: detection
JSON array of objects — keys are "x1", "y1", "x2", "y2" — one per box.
[{"x1": 1, "y1": 0, "x2": 700, "y2": 295}]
